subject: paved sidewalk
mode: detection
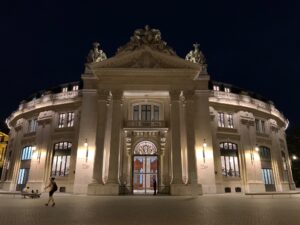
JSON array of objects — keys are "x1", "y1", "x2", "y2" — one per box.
[{"x1": 0, "y1": 194, "x2": 299, "y2": 225}]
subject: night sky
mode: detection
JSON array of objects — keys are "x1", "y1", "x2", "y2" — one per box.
[{"x1": 1, "y1": 1, "x2": 300, "y2": 131}]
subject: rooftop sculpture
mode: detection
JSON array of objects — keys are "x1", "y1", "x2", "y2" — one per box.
[{"x1": 86, "y1": 42, "x2": 107, "y2": 63}]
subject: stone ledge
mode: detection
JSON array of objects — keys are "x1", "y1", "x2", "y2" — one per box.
[{"x1": 170, "y1": 184, "x2": 202, "y2": 196}]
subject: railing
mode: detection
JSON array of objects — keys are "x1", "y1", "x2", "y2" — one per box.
[{"x1": 124, "y1": 120, "x2": 167, "y2": 128}]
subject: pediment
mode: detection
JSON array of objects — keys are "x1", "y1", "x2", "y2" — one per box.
[{"x1": 88, "y1": 46, "x2": 201, "y2": 70}]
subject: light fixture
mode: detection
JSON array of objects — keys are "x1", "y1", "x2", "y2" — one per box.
[
  {"x1": 84, "y1": 138, "x2": 88, "y2": 162},
  {"x1": 202, "y1": 139, "x2": 207, "y2": 163},
  {"x1": 255, "y1": 145, "x2": 259, "y2": 152},
  {"x1": 292, "y1": 155, "x2": 298, "y2": 160}
]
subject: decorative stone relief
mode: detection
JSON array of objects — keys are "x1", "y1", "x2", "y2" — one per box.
[
  {"x1": 239, "y1": 111, "x2": 255, "y2": 126},
  {"x1": 37, "y1": 110, "x2": 55, "y2": 124},
  {"x1": 169, "y1": 89, "x2": 181, "y2": 101},
  {"x1": 117, "y1": 25, "x2": 176, "y2": 56},
  {"x1": 86, "y1": 42, "x2": 107, "y2": 63},
  {"x1": 15, "y1": 118, "x2": 25, "y2": 131},
  {"x1": 185, "y1": 43, "x2": 207, "y2": 74},
  {"x1": 134, "y1": 141, "x2": 157, "y2": 155}
]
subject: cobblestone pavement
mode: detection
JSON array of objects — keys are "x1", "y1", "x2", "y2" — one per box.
[{"x1": 0, "y1": 193, "x2": 300, "y2": 225}]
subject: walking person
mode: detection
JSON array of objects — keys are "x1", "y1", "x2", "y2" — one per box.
[
  {"x1": 152, "y1": 176, "x2": 157, "y2": 195},
  {"x1": 44, "y1": 177, "x2": 58, "y2": 207}
]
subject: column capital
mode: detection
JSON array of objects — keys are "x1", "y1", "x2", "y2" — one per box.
[
  {"x1": 111, "y1": 90, "x2": 123, "y2": 100},
  {"x1": 169, "y1": 89, "x2": 181, "y2": 101},
  {"x1": 98, "y1": 89, "x2": 110, "y2": 101},
  {"x1": 183, "y1": 90, "x2": 195, "y2": 101}
]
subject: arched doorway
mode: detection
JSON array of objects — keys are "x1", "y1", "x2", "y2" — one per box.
[{"x1": 133, "y1": 141, "x2": 158, "y2": 194}]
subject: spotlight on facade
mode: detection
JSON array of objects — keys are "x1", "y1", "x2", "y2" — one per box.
[
  {"x1": 292, "y1": 155, "x2": 298, "y2": 160},
  {"x1": 255, "y1": 146, "x2": 259, "y2": 152},
  {"x1": 202, "y1": 139, "x2": 207, "y2": 163}
]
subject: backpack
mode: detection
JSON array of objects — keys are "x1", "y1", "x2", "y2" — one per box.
[{"x1": 52, "y1": 182, "x2": 58, "y2": 192}]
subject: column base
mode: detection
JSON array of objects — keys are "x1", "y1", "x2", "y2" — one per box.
[
  {"x1": 87, "y1": 183, "x2": 119, "y2": 195},
  {"x1": 246, "y1": 182, "x2": 265, "y2": 193},
  {"x1": 170, "y1": 183, "x2": 202, "y2": 196}
]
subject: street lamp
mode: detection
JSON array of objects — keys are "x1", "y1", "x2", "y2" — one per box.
[
  {"x1": 202, "y1": 139, "x2": 207, "y2": 163},
  {"x1": 84, "y1": 139, "x2": 89, "y2": 162},
  {"x1": 292, "y1": 155, "x2": 298, "y2": 160}
]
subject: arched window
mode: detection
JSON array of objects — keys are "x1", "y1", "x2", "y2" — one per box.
[
  {"x1": 220, "y1": 142, "x2": 239, "y2": 177},
  {"x1": 134, "y1": 141, "x2": 157, "y2": 155},
  {"x1": 281, "y1": 151, "x2": 289, "y2": 181},
  {"x1": 132, "y1": 104, "x2": 160, "y2": 121},
  {"x1": 51, "y1": 142, "x2": 72, "y2": 177}
]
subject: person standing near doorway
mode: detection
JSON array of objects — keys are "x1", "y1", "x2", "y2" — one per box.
[
  {"x1": 44, "y1": 177, "x2": 58, "y2": 207},
  {"x1": 152, "y1": 176, "x2": 157, "y2": 195}
]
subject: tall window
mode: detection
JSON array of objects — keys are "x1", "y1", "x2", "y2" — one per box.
[
  {"x1": 218, "y1": 112, "x2": 225, "y2": 127},
  {"x1": 259, "y1": 146, "x2": 271, "y2": 160},
  {"x1": 28, "y1": 118, "x2": 38, "y2": 133},
  {"x1": 218, "y1": 112, "x2": 234, "y2": 128},
  {"x1": 259, "y1": 146, "x2": 275, "y2": 191},
  {"x1": 220, "y1": 142, "x2": 240, "y2": 177},
  {"x1": 255, "y1": 119, "x2": 266, "y2": 133},
  {"x1": 133, "y1": 105, "x2": 139, "y2": 120},
  {"x1": 62, "y1": 87, "x2": 68, "y2": 93},
  {"x1": 281, "y1": 151, "x2": 289, "y2": 181},
  {"x1": 67, "y1": 112, "x2": 75, "y2": 127},
  {"x1": 227, "y1": 114, "x2": 234, "y2": 128},
  {"x1": 132, "y1": 104, "x2": 160, "y2": 121},
  {"x1": 58, "y1": 113, "x2": 66, "y2": 128},
  {"x1": 51, "y1": 142, "x2": 72, "y2": 177},
  {"x1": 21, "y1": 146, "x2": 33, "y2": 160},
  {"x1": 17, "y1": 168, "x2": 30, "y2": 185},
  {"x1": 58, "y1": 112, "x2": 75, "y2": 128}
]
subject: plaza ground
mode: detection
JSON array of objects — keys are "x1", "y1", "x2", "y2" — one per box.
[{"x1": 0, "y1": 193, "x2": 300, "y2": 225}]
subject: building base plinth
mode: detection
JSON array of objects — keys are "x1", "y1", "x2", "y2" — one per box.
[
  {"x1": 170, "y1": 183, "x2": 202, "y2": 196},
  {"x1": 87, "y1": 183, "x2": 119, "y2": 195}
]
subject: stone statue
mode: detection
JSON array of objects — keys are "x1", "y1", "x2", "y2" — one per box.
[
  {"x1": 185, "y1": 43, "x2": 206, "y2": 64},
  {"x1": 86, "y1": 42, "x2": 107, "y2": 63},
  {"x1": 117, "y1": 25, "x2": 176, "y2": 56}
]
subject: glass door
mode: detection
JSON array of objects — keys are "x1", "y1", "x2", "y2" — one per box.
[{"x1": 133, "y1": 156, "x2": 158, "y2": 194}]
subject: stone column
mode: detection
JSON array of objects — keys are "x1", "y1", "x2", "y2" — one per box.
[
  {"x1": 104, "y1": 90, "x2": 123, "y2": 195},
  {"x1": 74, "y1": 89, "x2": 98, "y2": 194},
  {"x1": 170, "y1": 90, "x2": 188, "y2": 195},
  {"x1": 194, "y1": 90, "x2": 216, "y2": 194},
  {"x1": 87, "y1": 90, "x2": 109, "y2": 194},
  {"x1": 183, "y1": 91, "x2": 198, "y2": 185}
]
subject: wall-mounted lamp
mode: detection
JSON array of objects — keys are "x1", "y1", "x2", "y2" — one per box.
[
  {"x1": 202, "y1": 139, "x2": 207, "y2": 163},
  {"x1": 84, "y1": 138, "x2": 89, "y2": 162},
  {"x1": 255, "y1": 145, "x2": 259, "y2": 152},
  {"x1": 292, "y1": 155, "x2": 298, "y2": 160}
]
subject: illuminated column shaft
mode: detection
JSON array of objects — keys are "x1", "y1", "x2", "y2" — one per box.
[
  {"x1": 169, "y1": 90, "x2": 183, "y2": 184},
  {"x1": 92, "y1": 90, "x2": 109, "y2": 183},
  {"x1": 106, "y1": 90, "x2": 123, "y2": 184},
  {"x1": 184, "y1": 91, "x2": 198, "y2": 184},
  {"x1": 74, "y1": 89, "x2": 98, "y2": 194},
  {"x1": 194, "y1": 90, "x2": 216, "y2": 193}
]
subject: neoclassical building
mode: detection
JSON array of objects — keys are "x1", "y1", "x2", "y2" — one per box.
[{"x1": 0, "y1": 26, "x2": 295, "y2": 195}]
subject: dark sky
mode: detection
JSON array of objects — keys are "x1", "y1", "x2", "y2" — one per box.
[{"x1": 1, "y1": 1, "x2": 300, "y2": 131}]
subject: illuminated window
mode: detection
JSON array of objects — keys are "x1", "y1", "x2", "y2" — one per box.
[
  {"x1": 62, "y1": 87, "x2": 68, "y2": 93},
  {"x1": 227, "y1": 114, "x2": 234, "y2": 128},
  {"x1": 220, "y1": 142, "x2": 239, "y2": 177},
  {"x1": 213, "y1": 85, "x2": 220, "y2": 91},
  {"x1": 72, "y1": 85, "x2": 79, "y2": 91},
  {"x1": 218, "y1": 112, "x2": 225, "y2": 127},
  {"x1": 58, "y1": 113, "x2": 66, "y2": 128},
  {"x1": 21, "y1": 146, "x2": 33, "y2": 160},
  {"x1": 17, "y1": 168, "x2": 29, "y2": 185},
  {"x1": 224, "y1": 87, "x2": 230, "y2": 93},
  {"x1": 67, "y1": 112, "x2": 75, "y2": 127},
  {"x1": 51, "y1": 142, "x2": 72, "y2": 177},
  {"x1": 281, "y1": 151, "x2": 289, "y2": 181},
  {"x1": 58, "y1": 112, "x2": 75, "y2": 128}
]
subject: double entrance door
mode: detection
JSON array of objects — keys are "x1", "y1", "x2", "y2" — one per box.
[{"x1": 133, "y1": 155, "x2": 158, "y2": 194}]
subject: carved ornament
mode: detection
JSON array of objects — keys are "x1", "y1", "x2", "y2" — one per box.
[
  {"x1": 185, "y1": 43, "x2": 207, "y2": 74},
  {"x1": 86, "y1": 42, "x2": 107, "y2": 63},
  {"x1": 117, "y1": 25, "x2": 176, "y2": 56}
]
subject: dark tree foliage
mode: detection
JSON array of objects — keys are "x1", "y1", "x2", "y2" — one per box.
[{"x1": 286, "y1": 124, "x2": 300, "y2": 187}]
